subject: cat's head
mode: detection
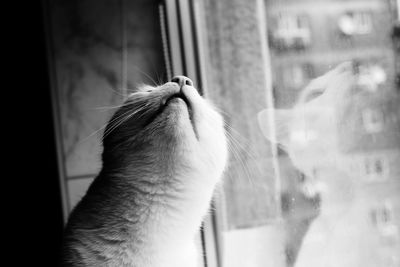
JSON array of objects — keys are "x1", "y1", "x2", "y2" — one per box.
[
  {"x1": 258, "y1": 62, "x2": 356, "y2": 178},
  {"x1": 102, "y1": 76, "x2": 227, "y2": 182}
]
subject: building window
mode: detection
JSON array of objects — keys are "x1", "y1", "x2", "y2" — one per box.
[
  {"x1": 282, "y1": 63, "x2": 314, "y2": 89},
  {"x1": 272, "y1": 14, "x2": 311, "y2": 50},
  {"x1": 370, "y1": 201, "x2": 398, "y2": 238},
  {"x1": 357, "y1": 64, "x2": 387, "y2": 91},
  {"x1": 363, "y1": 156, "x2": 388, "y2": 181},
  {"x1": 362, "y1": 109, "x2": 384, "y2": 133},
  {"x1": 338, "y1": 11, "x2": 373, "y2": 35}
]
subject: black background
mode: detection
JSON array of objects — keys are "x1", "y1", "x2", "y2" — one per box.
[{"x1": 7, "y1": 1, "x2": 64, "y2": 265}]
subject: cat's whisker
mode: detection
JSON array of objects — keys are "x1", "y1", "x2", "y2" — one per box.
[
  {"x1": 228, "y1": 141, "x2": 255, "y2": 188},
  {"x1": 102, "y1": 108, "x2": 137, "y2": 137},
  {"x1": 233, "y1": 145, "x2": 263, "y2": 180},
  {"x1": 151, "y1": 66, "x2": 165, "y2": 86},
  {"x1": 224, "y1": 124, "x2": 261, "y2": 168},
  {"x1": 81, "y1": 104, "x2": 139, "y2": 144},
  {"x1": 211, "y1": 104, "x2": 229, "y2": 117},
  {"x1": 102, "y1": 103, "x2": 149, "y2": 141},
  {"x1": 82, "y1": 102, "x2": 142, "y2": 144},
  {"x1": 101, "y1": 107, "x2": 140, "y2": 138},
  {"x1": 156, "y1": 73, "x2": 165, "y2": 86},
  {"x1": 226, "y1": 128, "x2": 264, "y2": 179},
  {"x1": 80, "y1": 123, "x2": 109, "y2": 144},
  {"x1": 130, "y1": 65, "x2": 161, "y2": 87},
  {"x1": 106, "y1": 86, "x2": 129, "y2": 98},
  {"x1": 225, "y1": 129, "x2": 256, "y2": 189},
  {"x1": 148, "y1": 57, "x2": 167, "y2": 86},
  {"x1": 89, "y1": 102, "x2": 133, "y2": 111},
  {"x1": 225, "y1": 121, "x2": 269, "y2": 190},
  {"x1": 103, "y1": 94, "x2": 167, "y2": 141},
  {"x1": 82, "y1": 106, "x2": 138, "y2": 144}
]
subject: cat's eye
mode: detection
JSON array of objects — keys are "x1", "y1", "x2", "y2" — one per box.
[{"x1": 303, "y1": 90, "x2": 324, "y2": 102}]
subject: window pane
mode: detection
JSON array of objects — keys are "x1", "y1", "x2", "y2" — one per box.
[{"x1": 199, "y1": 0, "x2": 400, "y2": 266}]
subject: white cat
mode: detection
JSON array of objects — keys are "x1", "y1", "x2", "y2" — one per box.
[
  {"x1": 61, "y1": 76, "x2": 228, "y2": 267},
  {"x1": 258, "y1": 62, "x2": 392, "y2": 267}
]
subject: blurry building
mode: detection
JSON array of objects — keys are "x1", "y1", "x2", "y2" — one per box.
[
  {"x1": 265, "y1": 0, "x2": 400, "y2": 265},
  {"x1": 267, "y1": 0, "x2": 396, "y2": 107}
]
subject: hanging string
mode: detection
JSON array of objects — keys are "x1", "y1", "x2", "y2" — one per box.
[
  {"x1": 121, "y1": 0, "x2": 128, "y2": 99},
  {"x1": 159, "y1": 3, "x2": 172, "y2": 81}
]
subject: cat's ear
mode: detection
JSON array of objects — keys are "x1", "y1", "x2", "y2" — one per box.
[
  {"x1": 298, "y1": 61, "x2": 353, "y2": 103},
  {"x1": 257, "y1": 109, "x2": 291, "y2": 148}
]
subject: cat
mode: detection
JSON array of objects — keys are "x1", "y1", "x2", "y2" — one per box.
[
  {"x1": 258, "y1": 62, "x2": 388, "y2": 267},
  {"x1": 61, "y1": 76, "x2": 228, "y2": 267}
]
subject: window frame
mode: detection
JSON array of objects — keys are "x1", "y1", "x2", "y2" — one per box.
[{"x1": 161, "y1": 0, "x2": 220, "y2": 266}]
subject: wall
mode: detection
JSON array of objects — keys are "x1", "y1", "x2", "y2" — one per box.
[
  {"x1": 45, "y1": 0, "x2": 165, "y2": 217},
  {"x1": 201, "y1": 0, "x2": 285, "y2": 266}
]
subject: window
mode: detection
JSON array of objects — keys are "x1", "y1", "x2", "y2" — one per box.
[
  {"x1": 363, "y1": 156, "x2": 388, "y2": 181},
  {"x1": 338, "y1": 11, "x2": 373, "y2": 35},
  {"x1": 370, "y1": 200, "x2": 399, "y2": 254},
  {"x1": 370, "y1": 201, "x2": 396, "y2": 234},
  {"x1": 362, "y1": 108, "x2": 384, "y2": 133},
  {"x1": 282, "y1": 63, "x2": 314, "y2": 89},
  {"x1": 196, "y1": 0, "x2": 400, "y2": 266},
  {"x1": 358, "y1": 64, "x2": 387, "y2": 91},
  {"x1": 271, "y1": 14, "x2": 311, "y2": 50}
]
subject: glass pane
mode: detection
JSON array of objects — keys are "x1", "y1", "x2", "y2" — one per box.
[{"x1": 199, "y1": 0, "x2": 400, "y2": 266}]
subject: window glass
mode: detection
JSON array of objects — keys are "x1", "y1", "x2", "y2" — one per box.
[
  {"x1": 199, "y1": 0, "x2": 400, "y2": 266},
  {"x1": 362, "y1": 108, "x2": 384, "y2": 133}
]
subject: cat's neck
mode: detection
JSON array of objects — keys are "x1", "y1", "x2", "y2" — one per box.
[
  {"x1": 84, "y1": 167, "x2": 214, "y2": 238},
  {"x1": 66, "y1": 169, "x2": 214, "y2": 266},
  {"x1": 316, "y1": 167, "x2": 360, "y2": 218}
]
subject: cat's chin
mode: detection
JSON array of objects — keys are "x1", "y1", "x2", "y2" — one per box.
[
  {"x1": 164, "y1": 86, "x2": 228, "y2": 178},
  {"x1": 159, "y1": 91, "x2": 198, "y2": 139}
]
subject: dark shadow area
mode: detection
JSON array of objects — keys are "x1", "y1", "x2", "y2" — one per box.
[{"x1": 8, "y1": 1, "x2": 64, "y2": 265}]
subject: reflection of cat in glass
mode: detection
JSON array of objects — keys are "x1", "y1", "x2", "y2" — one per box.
[{"x1": 258, "y1": 62, "x2": 385, "y2": 267}]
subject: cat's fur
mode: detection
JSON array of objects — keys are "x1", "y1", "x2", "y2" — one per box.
[
  {"x1": 258, "y1": 62, "x2": 385, "y2": 267},
  {"x1": 61, "y1": 80, "x2": 228, "y2": 267}
]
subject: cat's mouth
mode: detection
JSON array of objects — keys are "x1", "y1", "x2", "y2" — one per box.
[
  {"x1": 163, "y1": 92, "x2": 196, "y2": 133},
  {"x1": 143, "y1": 89, "x2": 196, "y2": 135},
  {"x1": 163, "y1": 92, "x2": 190, "y2": 109}
]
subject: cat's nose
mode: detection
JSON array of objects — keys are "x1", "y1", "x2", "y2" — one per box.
[{"x1": 171, "y1": 76, "x2": 193, "y2": 87}]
